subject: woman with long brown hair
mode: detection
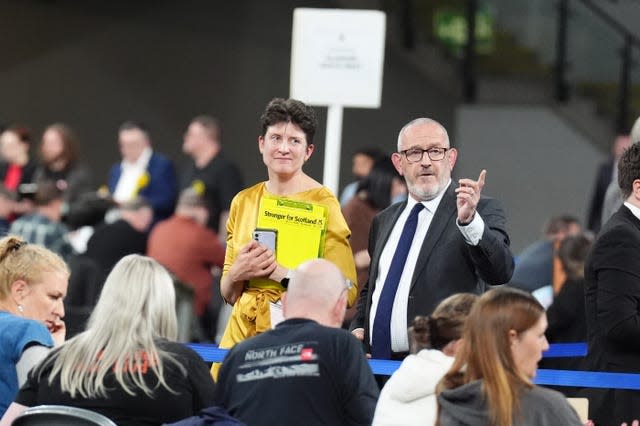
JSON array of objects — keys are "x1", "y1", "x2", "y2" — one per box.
[
  {"x1": 437, "y1": 287, "x2": 582, "y2": 426},
  {"x1": 34, "y1": 123, "x2": 93, "y2": 203}
]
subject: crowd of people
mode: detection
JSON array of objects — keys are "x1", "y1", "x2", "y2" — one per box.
[{"x1": 0, "y1": 97, "x2": 639, "y2": 425}]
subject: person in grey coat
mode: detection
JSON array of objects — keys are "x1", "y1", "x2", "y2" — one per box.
[{"x1": 437, "y1": 287, "x2": 582, "y2": 426}]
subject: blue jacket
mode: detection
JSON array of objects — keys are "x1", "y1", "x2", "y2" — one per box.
[{"x1": 108, "y1": 152, "x2": 177, "y2": 221}]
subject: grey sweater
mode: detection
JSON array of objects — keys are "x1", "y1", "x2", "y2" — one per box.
[{"x1": 438, "y1": 380, "x2": 583, "y2": 425}]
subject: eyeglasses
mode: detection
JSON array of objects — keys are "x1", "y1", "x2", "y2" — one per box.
[
  {"x1": 399, "y1": 147, "x2": 449, "y2": 163},
  {"x1": 345, "y1": 279, "x2": 353, "y2": 291},
  {"x1": 336, "y1": 279, "x2": 353, "y2": 297}
]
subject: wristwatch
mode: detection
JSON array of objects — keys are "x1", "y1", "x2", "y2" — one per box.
[{"x1": 280, "y1": 269, "x2": 293, "y2": 289}]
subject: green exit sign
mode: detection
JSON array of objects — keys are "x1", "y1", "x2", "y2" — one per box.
[{"x1": 434, "y1": 7, "x2": 494, "y2": 55}]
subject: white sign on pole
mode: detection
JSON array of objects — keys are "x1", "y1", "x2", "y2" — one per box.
[
  {"x1": 290, "y1": 8, "x2": 386, "y2": 108},
  {"x1": 290, "y1": 8, "x2": 386, "y2": 194}
]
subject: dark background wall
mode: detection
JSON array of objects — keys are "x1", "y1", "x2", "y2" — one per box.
[
  {"x1": 1, "y1": 0, "x2": 605, "y2": 251},
  {"x1": 0, "y1": 0, "x2": 455, "y2": 190}
]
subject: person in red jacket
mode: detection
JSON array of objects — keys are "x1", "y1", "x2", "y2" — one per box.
[{"x1": 147, "y1": 188, "x2": 224, "y2": 340}]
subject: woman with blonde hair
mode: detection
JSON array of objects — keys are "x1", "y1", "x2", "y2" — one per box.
[
  {"x1": 0, "y1": 236, "x2": 68, "y2": 417},
  {"x1": 437, "y1": 287, "x2": 582, "y2": 426},
  {"x1": 1, "y1": 255, "x2": 215, "y2": 426},
  {"x1": 373, "y1": 293, "x2": 477, "y2": 426}
]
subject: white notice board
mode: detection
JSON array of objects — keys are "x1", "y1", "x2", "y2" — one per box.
[{"x1": 290, "y1": 8, "x2": 386, "y2": 108}]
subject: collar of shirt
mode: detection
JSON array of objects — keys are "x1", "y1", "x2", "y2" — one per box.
[
  {"x1": 624, "y1": 201, "x2": 640, "y2": 221},
  {"x1": 121, "y1": 147, "x2": 152, "y2": 172},
  {"x1": 369, "y1": 180, "x2": 451, "y2": 352}
]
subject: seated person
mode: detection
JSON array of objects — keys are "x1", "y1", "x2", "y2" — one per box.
[
  {"x1": 1, "y1": 255, "x2": 216, "y2": 426},
  {"x1": 108, "y1": 121, "x2": 177, "y2": 223},
  {"x1": 9, "y1": 180, "x2": 73, "y2": 260},
  {"x1": 373, "y1": 293, "x2": 478, "y2": 426},
  {"x1": 33, "y1": 123, "x2": 94, "y2": 204},
  {"x1": 510, "y1": 215, "x2": 581, "y2": 293},
  {"x1": 0, "y1": 125, "x2": 37, "y2": 195},
  {"x1": 0, "y1": 236, "x2": 68, "y2": 417},
  {"x1": 85, "y1": 197, "x2": 152, "y2": 280},
  {"x1": 147, "y1": 188, "x2": 225, "y2": 339},
  {"x1": 437, "y1": 287, "x2": 582, "y2": 425}
]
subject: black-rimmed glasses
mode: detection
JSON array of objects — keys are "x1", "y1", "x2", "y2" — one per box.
[{"x1": 399, "y1": 147, "x2": 449, "y2": 163}]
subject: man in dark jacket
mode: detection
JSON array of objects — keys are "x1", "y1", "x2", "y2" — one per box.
[{"x1": 585, "y1": 142, "x2": 640, "y2": 424}]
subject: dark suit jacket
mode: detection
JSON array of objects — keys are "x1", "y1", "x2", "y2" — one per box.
[
  {"x1": 108, "y1": 152, "x2": 177, "y2": 221},
  {"x1": 584, "y1": 204, "x2": 640, "y2": 424},
  {"x1": 351, "y1": 185, "x2": 514, "y2": 352}
]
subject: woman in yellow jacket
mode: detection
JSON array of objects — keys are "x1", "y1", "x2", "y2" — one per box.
[{"x1": 212, "y1": 98, "x2": 357, "y2": 378}]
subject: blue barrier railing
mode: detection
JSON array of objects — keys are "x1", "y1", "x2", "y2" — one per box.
[
  {"x1": 535, "y1": 369, "x2": 640, "y2": 390},
  {"x1": 188, "y1": 341, "x2": 640, "y2": 389},
  {"x1": 542, "y1": 342, "x2": 588, "y2": 358},
  {"x1": 187, "y1": 342, "x2": 588, "y2": 364}
]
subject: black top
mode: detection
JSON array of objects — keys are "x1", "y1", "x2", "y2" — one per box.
[
  {"x1": 0, "y1": 159, "x2": 38, "y2": 198},
  {"x1": 85, "y1": 219, "x2": 148, "y2": 278},
  {"x1": 214, "y1": 318, "x2": 379, "y2": 426},
  {"x1": 180, "y1": 154, "x2": 243, "y2": 232},
  {"x1": 33, "y1": 162, "x2": 94, "y2": 203},
  {"x1": 16, "y1": 339, "x2": 216, "y2": 426},
  {"x1": 540, "y1": 278, "x2": 587, "y2": 375}
]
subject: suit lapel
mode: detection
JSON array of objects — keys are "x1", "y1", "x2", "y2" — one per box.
[
  {"x1": 370, "y1": 202, "x2": 406, "y2": 291},
  {"x1": 620, "y1": 204, "x2": 640, "y2": 232},
  {"x1": 410, "y1": 185, "x2": 457, "y2": 290}
]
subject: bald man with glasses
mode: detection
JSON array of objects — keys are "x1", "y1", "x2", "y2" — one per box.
[{"x1": 350, "y1": 118, "x2": 514, "y2": 361}]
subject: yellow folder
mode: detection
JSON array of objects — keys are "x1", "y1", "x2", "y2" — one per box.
[{"x1": 250, "y1": 196, "x2": 328, "y2": 288}]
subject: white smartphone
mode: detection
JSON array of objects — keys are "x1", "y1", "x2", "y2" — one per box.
[{"x1": 253, "y1": 228, "x2": 277, "y2": 252}]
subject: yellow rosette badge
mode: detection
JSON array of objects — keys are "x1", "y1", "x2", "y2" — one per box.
[
  {"x1": 192, "y1": 179, "x2": 206, "y2": 196},
  {"x1": 134, "y1": 172, "x2": 150, "y2": 195},
  {"x1": 97, "y1": 185, "x2": 110, "y2": 198}
]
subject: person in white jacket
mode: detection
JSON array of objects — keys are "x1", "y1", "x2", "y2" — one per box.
[{"x1": 372, "y1": 293, "x2": 478, "y2": 426}]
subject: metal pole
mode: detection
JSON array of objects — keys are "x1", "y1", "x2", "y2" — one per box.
[
  {"x1": 323, "y1": 105, "x2": 344, "y2": 196},
  {"x1": 617, "y1": 37, "x2": 632, "y2": 133},
  {"x1": 555, "y1": 0, "x2": 569, "y2": 102},
  {"x1": 463, "y1": 0, "x2": 477, "y2": 102}
]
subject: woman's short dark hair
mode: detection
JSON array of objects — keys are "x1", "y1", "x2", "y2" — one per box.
[{"x1": 260, "y1": 98, "x2": 318, "y2": 145}]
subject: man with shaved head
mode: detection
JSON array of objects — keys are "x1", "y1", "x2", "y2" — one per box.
[{"x1": 213, "y1": 259, "x2": 378, "y2": 426}]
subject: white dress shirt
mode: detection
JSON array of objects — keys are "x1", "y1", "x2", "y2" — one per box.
[
  {"x1": 624, "y1": 201, "x2": 640, "y2": 221},
  {"x1": 369, "y1": 181, "x2": 485, "y2": 352},
  {"x1": 113, "y1": 147, "x2": 152, "y2": 203}
]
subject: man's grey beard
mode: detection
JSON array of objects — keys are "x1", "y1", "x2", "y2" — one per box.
[{"x1": 406, "y1": 180, "x2": 442, "y2": 202}]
